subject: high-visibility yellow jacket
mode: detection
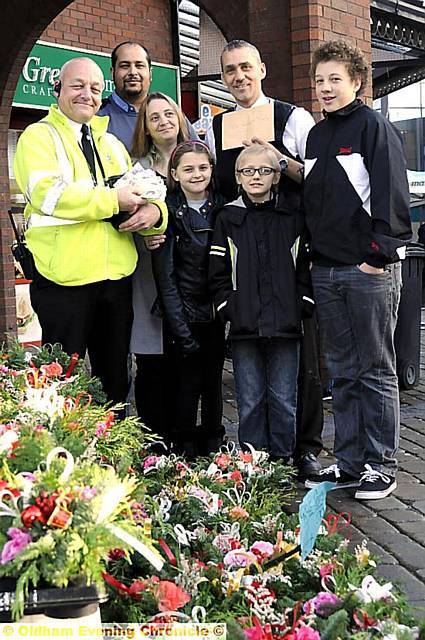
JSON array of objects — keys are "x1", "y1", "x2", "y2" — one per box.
[{"x1": 13, "y1": 105, "x2": 167, "y2": 286}]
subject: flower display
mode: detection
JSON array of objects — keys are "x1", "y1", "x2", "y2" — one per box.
[{"x1": 0, "y1": 343, "x2": 422, "y2": 638}]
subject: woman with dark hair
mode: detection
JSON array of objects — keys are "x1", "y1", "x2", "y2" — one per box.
[
  {"x1": 151, "y1": 141, "x2": 226, "y2": 457},
  {"x1": 130, "y1": 92, "x2": 190, "y2": 449}
]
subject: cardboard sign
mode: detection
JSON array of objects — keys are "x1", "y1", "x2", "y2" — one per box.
[{"x1": 221, "y1": 102, "x2": 274, "y2": 150}]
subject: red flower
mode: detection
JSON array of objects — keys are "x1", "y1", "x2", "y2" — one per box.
[
  {"x1": 40, "y1": 362, "x2": 63, "y2": 377},
  {"x1": 108, "y1": 548, "x2": 126, "y2": 561},
  {"x1": 239, "y1": 452, "x2": 253, "y2": 463},
  {"x1": 154, "y1": 581, "x2": 191, "y2": 612},
  {"x1": 0, "y1": 481, "x2": 20, "y2": 498},
  {"x1": 128, "y1": 580, "x2": 147, "y2": 598},
  {"x1": 21, "y1": 505, "x2": 44, "y2": 528},
  {"x1": 230, "y1": 470, "x2": 243, "y2": 484},
  {"x1": 215, "y1": 453, "x2": 232, "y2": 469}
]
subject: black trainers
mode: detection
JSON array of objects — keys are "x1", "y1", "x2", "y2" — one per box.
[
  {"x1": 355, "y1": 465, "x2": 397, "y2": 500},
  {"x1": 295, "y1": 452, "x2": 322, "y2": 480},
  {"x1": 304, "y1": 463, "x2": 360, "y2": 489}
]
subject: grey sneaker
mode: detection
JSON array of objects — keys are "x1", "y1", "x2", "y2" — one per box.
[
  {"x1": 305, "y1": 463, "x2": 361, "y2": 489},
  {"x1": 355, "y1": 465, "x2": 397, "y2": 500}
]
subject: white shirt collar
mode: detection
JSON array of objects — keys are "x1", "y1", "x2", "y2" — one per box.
[
  {"x1": 58, "y1": 107, "x2": 90, "y2": 140},
  {"x1": 235, "y1": 92, "x2": 270, "y2": 111}
]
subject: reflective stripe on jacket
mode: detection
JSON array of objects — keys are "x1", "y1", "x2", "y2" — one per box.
[{"x1": 13, "y1": 105, "x2": 167, "y2": 286}]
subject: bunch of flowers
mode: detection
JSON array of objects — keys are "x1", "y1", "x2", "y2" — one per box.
[
  {"x1": 102, "y1": 448, "x2": 421, "y2": 639},
  {"x1": 0, "y1": 343, "x2": 422, "y2": 637},
  {"x1": 0, "y1": 448, "x2": 163, "y2": 620},
  {"x1": 0, "y1": 342, "x2": 157, "y2": 475}
]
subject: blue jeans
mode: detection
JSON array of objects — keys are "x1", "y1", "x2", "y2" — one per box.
[
  {"x1": 231, "y1": 338, "x2": 300, "y2": 458},
  {"x1": 312, "y1": 264, "x2": 402, "y2": 477}
]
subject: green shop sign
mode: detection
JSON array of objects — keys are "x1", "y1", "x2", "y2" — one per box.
[{"x1": 13, "y1": 41, "x2": 179, "y2": 109}]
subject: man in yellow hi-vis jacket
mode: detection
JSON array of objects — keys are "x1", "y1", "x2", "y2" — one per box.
[{"x1": 14, "y1": 57, "x2": 167, "y2": 406}]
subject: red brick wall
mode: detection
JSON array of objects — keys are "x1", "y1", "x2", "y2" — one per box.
[
  {"x1": 248, "y1": 0, "x2": 293, "y2": 102},
  {"x1": 42, "y1": 0, "x2": 173, "y2": 64},
  {"x1": 290, "y1": 0, "x2": 371, "y2": 117}
]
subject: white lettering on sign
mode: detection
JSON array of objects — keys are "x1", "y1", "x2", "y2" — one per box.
[
  {"x1": 22, "y1": 57, "x2": 41, "y2": 82},
  {"x1": 22, "y1": 56, "x2": 60, "y2": 86}
]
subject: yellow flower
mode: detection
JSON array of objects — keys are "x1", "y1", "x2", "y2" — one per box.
[{"x1": 355, "y1": 542, "x2": 377, "y2": 567}]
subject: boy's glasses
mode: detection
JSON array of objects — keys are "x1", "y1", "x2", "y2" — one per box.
[{"x1": 237, "y1": 167, "x2": 277, "y2": 177}]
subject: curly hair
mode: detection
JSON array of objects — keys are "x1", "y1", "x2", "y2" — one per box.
[{"x1": 310, "y1": 41, "x2": 369, "y2": 96}]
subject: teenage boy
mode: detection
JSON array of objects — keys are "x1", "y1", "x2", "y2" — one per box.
[{"x1": 303, "y1": 41, "x2": 412, "y2": 499}]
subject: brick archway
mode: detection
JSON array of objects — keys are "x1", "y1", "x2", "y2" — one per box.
[
  {"x1": 194, "y1": 0, "x2": 294, "y2": 103},
  {"x1": 0, "y1": 0, "x2": 371, "y2": 341},
  {"x1": 0, "y1": 0, "x2": 73, "y2": 340}
]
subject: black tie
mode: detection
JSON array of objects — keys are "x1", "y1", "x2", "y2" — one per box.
[{"x1": 81, "y1": 123, "x2": 97, "y2": 183}]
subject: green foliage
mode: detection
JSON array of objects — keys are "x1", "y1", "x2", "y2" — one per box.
[{"x1": 318, "y1": 609, "x2": 349, "y2": 639}]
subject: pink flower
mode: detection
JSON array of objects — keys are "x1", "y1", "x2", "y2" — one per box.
[
  {"x1": 295, "y1": 628, "x2": 321, "y2": 640},
  {"x1": 304, "y1": 592, "x2": 342, "y2": 617},
  {"x1": 1, "y1": 528, "x2": 32, "y2": 564},
  {"x1": 154, "y1": 580, "x2": 191, "y2": 612},
  {"x1": 319, "y1": 563, "x2": 335, "y2": 578},
  {"x1": 244, "y1": 627, "x2": 264, "y2": 640},
  {"x1": 94, "y1": 422, "x2": 111, "y2": 438},
  {"x1": 143, "y1": 455, "x2": 161, "y2": 470},
  {"x1": 215, "y1": 453, "x2": 232, "y2": 469},
  {"x1": 81, "y1": 486, "x2": 97, "y2": 500},
  {"x1": 250, "y1": 541, "x2": 274, "y2": 561},
  {"x1": 223, "y1": 549, "x2": 256, "y2": 568}
]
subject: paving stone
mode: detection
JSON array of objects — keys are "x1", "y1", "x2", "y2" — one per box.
[
  {"x1": 379, "y1": 508, "x2": 424, "y2": 524},
  {"x1": 381, "y1": 537, "x2": 425, "y2": 571},
  {"x1": 399, "y1": 438, "x2": 425, "y2": 456},
  {"x1": 395, "y1": 521, "x2": 425, "y2": 545},
  {"x1": 222, "y1": 402, "x2": 239, "y2": 422},
  {"x1": 393, "y1": 483, "x2": 425, "y2": 502},
  {"x1": 401, "y1": 418, "x2": 425, "y2": 430},
  {"x1": 395, "y1": 471, "x2": 421, "y2": 485},
  {"x1": 326, "y1": 493, "x2": 376, "y2": 518},
  {"x1": 412, "y1": 500, "x2": 425, "y2": 514},
  {"x1": 399, "y1": 459, "x2": 425, "y2": 474},
  {"x1": 353, "y1": 517, "x2": 400, "y2": 540},
  {"x1": 400, "y1": 428, "x2": 425, "y2": 447},
  {"x1": 356, "y1": 496, "x2": 407, "y2": 512},
  {"x1": 377, "y1": 564, "x2": 425, "y2": 601}
]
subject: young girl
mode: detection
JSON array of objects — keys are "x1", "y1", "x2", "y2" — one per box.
[
  {"x1": 152, "y1": 141, "x2": 226, "y2": 457},
  {"x1": 209, "y1": 143, "x2": 312, "y2": 462}
]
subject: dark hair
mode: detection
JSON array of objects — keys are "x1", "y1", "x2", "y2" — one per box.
[
  {"x1": 310, "y1": 40, "x2": 368, "y2": 96},
  {"x1": 131, "y1": 92, "x2": 189, "y2": 160},
  {"x1": 111, "y1": 41, "x2": 152, "y2": 70},
  {"x1": 167, "y1": 141, "x2": 215, "y2": 192},
  {"x1": 220, "y1": 39, "x2": 262, "y2": 71}
]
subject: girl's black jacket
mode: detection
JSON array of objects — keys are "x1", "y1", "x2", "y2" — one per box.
[
  {"x1": 303, "y1": 99, "x2": 412, "y2": 267},
  {"x1": 208, "y1": 192, "x2": 313, "y2": 340},
  {"x1": 152, "y1": 188, "x2": 226, "y2": 354}
]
